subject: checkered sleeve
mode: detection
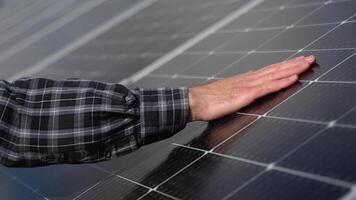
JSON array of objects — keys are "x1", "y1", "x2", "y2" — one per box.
[
  {"x1": 129, "y1": 87, "x2": 190, "y2": 145},
  {"x1": 0, "y1": 77, "x2": 189, "y2": 167}
]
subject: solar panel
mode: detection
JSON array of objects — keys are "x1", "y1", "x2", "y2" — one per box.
[{"x1": 1, "y1": 0, "x2": 356, "y2": 199}]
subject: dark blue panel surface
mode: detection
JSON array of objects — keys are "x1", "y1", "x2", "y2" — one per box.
[
  {"x1": 278, "y1": 127, "x2": 356, "y2": 182},
  {"x1": 218, "y1": 29, "x2": 280, "y2": 51},
  {"x1": 254, "y1": 5, "x2": 318, "y2": 28},
  {"x1": 269, "y1": 83, "x2": 356, "y2": 121},
  {"x1": 295, "y1": 49, "x2": 355, "y2": 80},
  {"x1": 94, "y1": 144, "x2": 204, "y2": 188},
  {"x1": 307, "y1": 22, "x2": 356, "y2": 49},
  {"x1": 231, "y1": 170, "x2": 349, "y2": 200},
  {"x1": 2, "y1": 164, "x2": 108, "y2": 199},
  {"x1": 140, "y1": 191, "x2": 173, "y2": 200},
  {"x1": 76, "y1": 175, "x2": 148, "y2": 200},
  {"x1": 214, "y1": 118, "x2": 324, "y2": 163},
  {"x1": 180, "y1": 53, "x2": 244, "y2": 77},
  {"x1": 297, "y1": 1, "x2": 356, "y2": 25},
  {"x1": 258, "y1": 24, "x2": 335, "y2": 51},
  {"x1": 320, "y1": 53, "x2": 356, "y2": 81},
  {"x1": 158, "y1": 153, "x2": 265, "y2": 200}
]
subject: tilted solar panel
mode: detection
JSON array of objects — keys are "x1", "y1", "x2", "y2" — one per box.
[{"x1": 0, "y1": 0, "x2": 356, "y2": 199}]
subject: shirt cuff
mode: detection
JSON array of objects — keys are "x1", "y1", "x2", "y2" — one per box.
[{"x1": 130, "y1": 87, "x2": 190, "y2": 145}]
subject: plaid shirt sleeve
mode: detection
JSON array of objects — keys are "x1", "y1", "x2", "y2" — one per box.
[{"x1": 0, "y1": 77, "x2": 189, "y2": 167}]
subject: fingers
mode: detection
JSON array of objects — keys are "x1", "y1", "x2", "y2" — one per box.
[
  {"x1": 252, "y1": 55, "x2": 315, "y2": 79},
  {"x1": 253, "y1": 75, "x2": 298, "y2": 98},
  {"x1": 262, "y1": 58, "x2": 311, "y2": 81},
  {"x1": 242, "y1": 55, "x2": 314, "y2": 87}
]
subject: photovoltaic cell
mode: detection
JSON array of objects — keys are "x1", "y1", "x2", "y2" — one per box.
[
  {"x1": 253, "y1": 5, "x2": 318, "y2": 28},
  {"x1": 214, "y1": 118, "x2": 324, "y2": 163},
  {"x1": 180, "y1": 53, "x2": 244, "y2": 77},
  {"x1": 296, "y1": 1, "x2": 356, "y2": 25},
  {"x1": 217, "y1": 29, "x2": 280, "y2": 51},
  {"x1": 140, "y1": 191, "x2": 173, "y2": 200},
  {"x1": 320, "y1": 53, "x2": 356, "y2": 81},
  {"x1": 295, "y1": 49, "x2": 355, "y2": 80},
  {"x1": 231, "y1": 170, "x2": 348, "y2": 200},
  {"x1": 75, "y1": 175, "x2": 148, "y2": 200},
  {"x1": 278, "y1": 127, "x2": 356, "y2": 183},
  {"x1": 258, "y1": 24, "x2": 335, "y2": 51},
  {"x1": 307, "y1": 22, "x2": 356, "y2": 49},
  {"x1": 268, "y1": 82, "x2": 356, "y2": 121},
  {"x1": 158, "y1": 153, "x2": 265, "y2": 200},
  {"x1": 1, "y1": 164, "x2": 108, "y2": 199},
  {"x1": 94, "y1": 145, "x2": 204, "y2": 188}
]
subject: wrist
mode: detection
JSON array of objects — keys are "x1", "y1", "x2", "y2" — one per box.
[{"x1": 188, "y1": 87, "x2": 199, "y2": 122}]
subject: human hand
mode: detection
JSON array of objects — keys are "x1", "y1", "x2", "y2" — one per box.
[{"x1": 188, "y1": 55, "x2": 316, "y2": 121}]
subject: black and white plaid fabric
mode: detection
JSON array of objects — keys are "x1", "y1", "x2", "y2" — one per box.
[{"x1": 0, "y1": 77, "x2": 189, "y2": 167}]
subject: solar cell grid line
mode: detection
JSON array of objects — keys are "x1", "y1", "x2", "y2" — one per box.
[
  {"x1": 170, "y1": 133, "x2": 354, "y2": 190},
  {"x1": 0, "y1": 0, "x2": 135, "y2": 80},
  {"x1": 0, "y1": 0, "x2": 50, "y2": 33},
  {"x1": 120, "y1": 0, "x2": 265, "y2": 85},
  {"x1": 85, "y1": 164, "x2": 181, "y2": 200},
  {"x1": 0, "y1": 166, "x2": 49, "y2": 200},
  {"x1": 0, "y1": 0, "x2": 37, "y2": 22},
  {"x1": 166, "y1": 142, "x2": 351, "y2": 199},
  {"x1": 0, "y1": 0, "x2": 85, "y2": 52},
  {"x1": 254, "y1": 13, "x2": 356, "y2": 117},
  {"x1": 7, "y1": 0, "x2": 153, "y2": 81},
  {"x1": 155, "y1": 2, "x2": 327, "y2": 83},
  {"x1": 140, "y1": 1, "x2": 331, "y2": 86}
]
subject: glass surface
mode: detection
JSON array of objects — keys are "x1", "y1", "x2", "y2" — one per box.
[
  {"x1": 296, "y1": 49, "x2": 355, "y2": 80},
  {"x1": 180, "y1": 53, "x2": 244, "y2": 77},
  {"x1": 254, "y1": 5, "x2": 318, "y2": 28},
  {"x1": 252, "y1": 0, "x2": 290, "y2": 10},
  {"x1": 297, "y1": 1, "x2": 356, "y2": 25},
  {"x1": 222, "y1": 10, "x2": 274, "y2": 30},
  {"x1": 338, "y1": 109, "x2": 356, "y2": 125},
  {"x1": 152, "y1": 54, "x2": 206, "y2": 75},
  {"x1": 130, "y1": 75, "x2": 170, "y2": 88},
  {"x1": 0, "y1": 167, "x2": 44, "y2": 200},
  {"x1": 268, "y1": 82, "x2": 356, "y2": 121},
  {"x1": 214, "y1": 118, "x2": 324, "y2": 163},
  {"x1": 164, "y1": 77, "x2": 206, "y2": 88},
  {"x1": 278, "y1": 127, "x2": 356, "y2": 182},
  {"x1": 187, "y1": 32, "x2": 239, "y2": 52},
  {"x1": 287, "y1": 0, "x2": 326, "y2": 6},
  {"x1": 232, "y1": 170, "x2": 348, "y2": 200},
  {"x1": 186, "y1": 115, "x2": 257, "y2": 150},
  {"x1": 320, "y1": 53, "x2": 356, "y2": 81},
  {"x1": 75, "y1": 175, "x2": 148, "y2": 200},
  {"x1": 218, "y1": 29, "x2": 281, "y2": 52},
  {"x1": 2, "y1": 164, "x2": 108, "y2": 199},
  {"x1": 94, "y1": 144, "x2": 204, "y2": 188},
  {"x1": 158, "y1": 153, "x2": 265, "y2": 200},
  {"x1": 258, "y1": 24, "x2": 335, "y2": 51},
  {"x1": 140, "y1": 191, "x2": 172, "y2": 200},
  {"x1": 307, "y1": 22, "x2": 356, "y2": 50}
]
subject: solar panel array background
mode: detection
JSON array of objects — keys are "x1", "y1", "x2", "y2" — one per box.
[{"x1": 0, "y1": 0, "x2": 356, "y2": 199}]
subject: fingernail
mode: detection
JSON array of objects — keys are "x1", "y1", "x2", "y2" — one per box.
[{"x1": 305, "y1": 55, "x2": 315, "y2": 63}]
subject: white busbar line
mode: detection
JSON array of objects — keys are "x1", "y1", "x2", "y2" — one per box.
[
  {"x1": 119, "y1": 0, "x2": 265, "y2": 85},
  {"x1": 9, "y1": 0, "x2": 157, "y2": 81}
]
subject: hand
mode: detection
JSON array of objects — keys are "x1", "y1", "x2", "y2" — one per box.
[{"x1": 188, "y1": 55, "x2": 316, "y2": 121}]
